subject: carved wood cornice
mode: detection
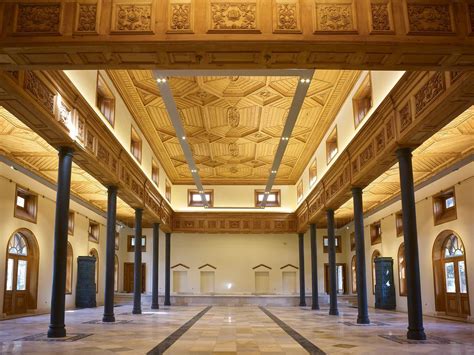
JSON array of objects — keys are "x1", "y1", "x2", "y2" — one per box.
[
  {"x1": 0, "y1": 1, "x2": 473, "y2": 70},
  {"x1": 296, "y1": 70, "x2": 474, "y2": 232},
  {"x1": 0, "y1": 69, "x2": 173, "y2": 231},
  {"x1": 172, "y1": 212, "x2": 296, "y2": 234}
]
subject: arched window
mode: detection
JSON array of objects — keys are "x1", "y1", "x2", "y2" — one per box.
[
  {"x1": 66, "y1": 243, "x2": 73, "y2": 294},
  {"x1": 398, "y1": 243, "x2": 407, "y2": 296},
  {"x1": 89, "y1": 249, "x2": 99, "y2": 293},
  {"x1": 432, "y1": 231, "x2": 470, "y2": 317},
  {"x1": 371, "y1": 250, "x2": 381, "y2": 294},
  {"x1": 3, "y1": 229, "x2": 39, "y2": 315},
  {"x1": 114, "y1": 255, "x2": 119, "y2": 292},
  {"x1": 351, "y1": 255, "x2": 357, "y2": 294}
]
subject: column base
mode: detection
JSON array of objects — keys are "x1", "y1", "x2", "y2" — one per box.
[
  {"x1": 102, "y1": 314, "x2": 116, "y2": 322},
  {"x1": 357, "y1": 316, "x2": 370, "y2": 324},
  {"x1": 407, "y1": 329, "x2": 426, "y2": 340},
  {"x1": 151, "y1": 303, "x2": 160, "y2": 309},
  {"x1": 47, "y1": 325, "x2": 66, "y2": 338},
  {"x1": 329, "y1": 309, "x2": 339, "y2": 316},
  {"x1": 164, "y1": 302, "x2": 171, "y2": 306},
  {"x1": 132, "y1": 308, "x2": 142, "y2": 315},
  {"x1": 299, "y1": 302, "x2": 307, "y2": 307},
  {"x1": 311, "y1": 304, "x2": 320, "y2": 310}
]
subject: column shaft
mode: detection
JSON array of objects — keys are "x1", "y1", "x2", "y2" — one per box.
[
  {"x1": 327, "y1": 209, "x2": 339, "y2": 316},
  {"x1": 310, "y1": 224, "x2": 320, "y2": 310},
  {"x1": 164, "y1": 232, "x2": 171, "y2": 306},
  {"x1": 103, "y1": 186, "x2": 118, "y2": 322},
  {"x1": 151, "y1": 223, "x2": 160, "y2": 309},
  {"x1": 352, "y1": 187, "x2": 370, "y2": 324},
  {"x1": 397, "y1": 148, "x2": 426, "y2": 340},
  {"x1": 298, "y1": 233, "x2": 306, "y2": 306},
  {"x1": 132, "y1": 209, "x2": 143, "y2": 314},
  {"x1": 48, "y1": 147, "x2": 74, "y2": 338}
]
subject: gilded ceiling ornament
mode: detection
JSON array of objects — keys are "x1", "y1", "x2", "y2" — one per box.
[
  {"x1": 370, "y1": 3, "x2": 390, "y2": 31},
  {"x1": 407, "y1": 4, "x2": 452, "y2": 33},
  {"x1": 24, "y1": 71, "x2": 55, "y2": 114},
  {"x1": 210, "y1": 2, "x2": 257, "y2": 30},
  {"x1": 399, "y1": 103, "x2": 411, "y2": 132},
  {"x1": 414, "y1": 72, "x2": 445, "y2": 115},
  {"x1": 227, "y1": 107, "x2": 240, "y2": 128},
  {"x1": 77, "y1": 4, "x2": 98, "y2": 32},
  {"x1": 170, "y1": 3, "x2": 191, "y2": 31},
  {"x1": 15, "y1": 4, "x2": 61, "y2": 33},
  {"x1": 229, "y1": 142, "x2": 239, "y2": 157},
  {"x1": 277, "y1": 3, "x2": 297, "y2": 30},
  {"x1": 316, "y1": 4, "x2": 354, "y2": 32},
  {"x1": 115, "y1": 4, "x2": 152, "y2": 32}
]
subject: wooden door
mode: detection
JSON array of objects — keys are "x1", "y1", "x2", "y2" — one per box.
[
  {"x1": 4, "y1": 255, "x2": 28, "y2": 315},
  {"x1": 123, "y1": 263, "x2": 146, "y2": 293},
  {"x1": 443, "y1": 257, "x2": 470, "y2": 317}
]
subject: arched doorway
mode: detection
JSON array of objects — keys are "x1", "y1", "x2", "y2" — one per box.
[
  {"x1": 433, "y1": 231, "x2": 470, "y2": 317},
  {"x1": 3, "y1": 229, "x2": 39, "y2": 315},
  {"x1": 89, "y1": 248, "x2": 99, "y2": 293},
  {"x1": 351, "y1": 255, "x2": 357, "y2": 294},
  {"x1": 371, "y1": 250, "x2": 381, "y2": 294}
]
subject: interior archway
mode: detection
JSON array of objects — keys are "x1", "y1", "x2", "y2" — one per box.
[
  {"x1": 3, "y1": 229, "x2": 39, "y2": 315},
  {"x1": 432, "y1": 230, "x2": 470, "y2": 317}
]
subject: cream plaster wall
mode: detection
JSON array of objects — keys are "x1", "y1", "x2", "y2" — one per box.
[
  {"x1": 172, "y1": 184, "x2": 297, "y2": 212},
  {"x1": 342, "y1": 162, "x2": 474, "y2": 319},
  {"x1": 0, "y1": 162, "x2": 110, "y2": 316},
  {"x1": 63, "y1": 70, "x2": 169, "y2": 199},
  {"x1": 297, "y1": 70, "x2": 405, "y2": 207}
]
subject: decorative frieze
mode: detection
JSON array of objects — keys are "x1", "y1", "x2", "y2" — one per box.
[
  {"x1": 24, "y1": 71, "x2": 55, "y2": 114},
  {"x1": 398, "y1": 103, "x2": 411, "y2": 132},
  {"x1": 370, "y1": 0, "x2": 393, "y2": 33},
  {"x1": 75, "y1": 2, "x2": 100, "y2": 34},
  {"x1": 111, "y1": 1, "x2": 154, "y2": 33},
  {"x1": 273, "y1": 0, "x2": 301, "y2": 33},
  {"x1": 209, "y1": 1, "x2": 259, "y2": 32},
  {"x1": 414, "y1": 72, "x2": 445, "y2": 115},
  {"x1": 168, "y1": 0, "x2": 193, "y2": 33},
  {"x1": 14, "y1": 4, "x2": 61, "y2": 35},
  {"x1": 405, "y1": 3, "x2": 454, "y2": 34},
  {"x1": 313, "y1": 1, "x2": 357, "y2": 33}
]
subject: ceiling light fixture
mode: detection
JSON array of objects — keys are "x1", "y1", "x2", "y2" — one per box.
[
  {"x1": 156, "y1": 78, "x2": 167, "y2": 83},
  {"x1": 300, "y1": 78, "x2": 311, "y2": 84}
]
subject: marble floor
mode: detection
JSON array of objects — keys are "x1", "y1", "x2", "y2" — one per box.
[{"x1": 0, "y1": 303, "x2": 473, "y2": 354}]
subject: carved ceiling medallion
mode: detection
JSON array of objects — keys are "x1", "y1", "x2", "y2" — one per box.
[
  {"x1": 209, "y1": 2, "x2": 258, "y2": 32},
  {"x1": 227, "y1": 107, "x2": 240, "y2": 128}
]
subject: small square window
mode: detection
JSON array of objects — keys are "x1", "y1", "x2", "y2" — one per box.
[
  {"x1": 127, "y1": 235, "x2": 146, "y2": 252},
  {"x1": 254, "y1": 189, "x2": 281, "y2": 207},
  {"x1": 151, "y1": 159, "x2": 159, "y2": 186},
  {"x1": 188, "y1": 189, "x2": 214, "y2": 207},
  {"x1": 353, "y1": 74, "x2": 373, "y2": 128},
  {"x1": 96, "y1": 73, "x2": 115, "y2": 126},
  {"x1": 432, "y1": 188, "x2": 457, "y2": 225},
  {"x1": 445, "y1": 196, "x2": 455, "y2": 209},
  {"x1": 326, "y1": 127, "x2": 338, "y2": 164},
  {"x1": 323, "y1": 236, "x2": 342, "y2": 253},
  {"x1": 88, "y1": 221, "x2": 100, "y2": 243},
  {"x1": 395, "y1": 211, "x2": 403, "y2": 237},
  {"x1": 370, "y1": 221, "x2": 382, "y2": 245},
  {"x1": 68, "y1": 211, "x2": 75, "y2": 236},
  {"x1": 14, "y1": 185, "x2": 37, "y2": 223},
  {"x1": 130, "y1": 126, "x2": 142, "y2": 163}
]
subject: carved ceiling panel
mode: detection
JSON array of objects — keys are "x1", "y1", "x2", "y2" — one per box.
[
  {"x1": 335, "y1": 106, "x2": 474, "y2": 220},
  {"x1": 0, "y1": 107, "x2": 135, "y2": 223},
  {"x1": 109, "y1": 70, "x2": 359, "y2": 184}
]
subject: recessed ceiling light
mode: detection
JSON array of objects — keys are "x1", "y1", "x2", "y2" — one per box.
[
  {"x1": 156, "y1": 78, "x2": 167, "y2": 83},
  {"x1": 181, "y1": 136, "x2": 186, "y2": 140},
  {"x1": 271, "y1": 170, "x2": 277, "y2": 174}
]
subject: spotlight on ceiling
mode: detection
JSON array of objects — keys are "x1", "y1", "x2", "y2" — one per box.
[
  {"x1": 156, "y1": 77, "x2": 167, "y2": 83},
  {"x1": 271, "y1": 170, "x2": 277, "y2": 174},
  {"x1": 181, "y1": 136, "x2": 186, "y2": 140},
  {"x1": 281, "y1": 137, "x2": 289, "y2": 141},
  {"x1": 191, "y1": 169, "x2": 197, "y2": 173},
  {"x1": 300, "y1": 78, "x2": 311, "y2": 84}
]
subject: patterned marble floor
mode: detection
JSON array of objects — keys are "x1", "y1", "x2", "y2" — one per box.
[{"x1": 0, "y1": 303, "x2": 473, "y2": 354}]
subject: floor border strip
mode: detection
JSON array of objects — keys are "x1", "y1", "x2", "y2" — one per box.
[
  {"x1": 147, "y1": 306, "x2": 212, "y2": 355},
  {"x1": 259, "y1": 306, "x2": 326, "y2": 355}
]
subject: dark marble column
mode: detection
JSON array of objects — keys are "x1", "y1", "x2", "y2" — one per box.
[
  {"x1": 352, "y1": 187, "x2": 370, "y2": 324},
  {"x1": 327, "y1": 209, "x2": 339, "y2": 316},
  {"x1": 397, "y1": 148, "x2": 426, "y2": 340},
  {"x1": 151, "y1": 223, "x2": 160, "y2": 310},
  {"x1": 103, "y1": 186, "x2": 118, "y2": 322},
  {"x1": 132, "y1": 208, "x2": 143, "y2": 315},
  {"x1": 48, "y1": 147, "x2": 74, "y2": 338},
  {"x1": 310, "y1": 224, "x2": 320, "y2": 310},
  {"x1": 164, "y1": 232, "x2": 171, "y2": 306},
  {"x1": 298, "y1": 233, "x2": 306, "y2": 306}
]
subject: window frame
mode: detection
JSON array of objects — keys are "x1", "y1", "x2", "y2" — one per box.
[
  {"x1": 151, "y1": 159, "x2": 159, "y2": 187},
  {"x1": 165, "y1": 179, "x2": 171, "y2": 202},
  {"x1": 309, "y1": 158, "x2": 317, "y2": 187},
  {"x1": 130, "y1": 126, "x2": 142, "y2": 163},
  {"x1": 88, "y1": 221, "x2": 100, "y2": 244},
  {"x1": 296, "y1": 180, "x2": 303, "y2": 202},
  {"x1": 254, "y1": 189, "x2": 281, "y2": 208},
  {"x1": 395, "y1": 211, "x2": 403, "y2": 237},
  {"x1": 323, "y1": 235, "x2": 342, "y2": 253},
  {"x1": 432, "y1": 188, "x2": 457, "y2": 226},
  {"x1": 68, "y1": 211, "x2": 75, "y2": 236},
  {"x1": 188, "y1": 189, "x2": 214, "y2": 207},
  {"x1": 96, "y1": 73, "x2": 115, "y2": 127},
  {"x1": 127, "y1": 235, "x2": 147, "y2": 252},
  {"x1": 14, "y1": 185, "x2": 38, "y2": 224},
  {"x1": 352, "y1": 73, "x2": 373, "y2": 128},
  {"x1": 370, "y1": 221, "x2": 382, "y2": 245},
  {"x1": 350, "y1": 232, "x2": 355, "y2": 252},
  {"x1": 326, "y1": 126, "x2": 338, "y2": 164}
]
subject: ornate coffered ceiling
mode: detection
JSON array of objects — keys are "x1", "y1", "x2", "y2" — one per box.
[
  {"x1": 0, "y1": 107, "x2": 136, "y2": 224},
  {"x1": 108, "y1": 70, "x2": 360, "y2": 185},
  {"x1": 335, "y1": 106, "x2": 474, "y2": 221}
]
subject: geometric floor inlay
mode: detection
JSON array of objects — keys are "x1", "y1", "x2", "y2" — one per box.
[
  {"x1": 379, "y1": 335, "x2": 462, "y2": 344},
  {"x1": 14, "y1": 333, "x2": 92, "y2": 342}
]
